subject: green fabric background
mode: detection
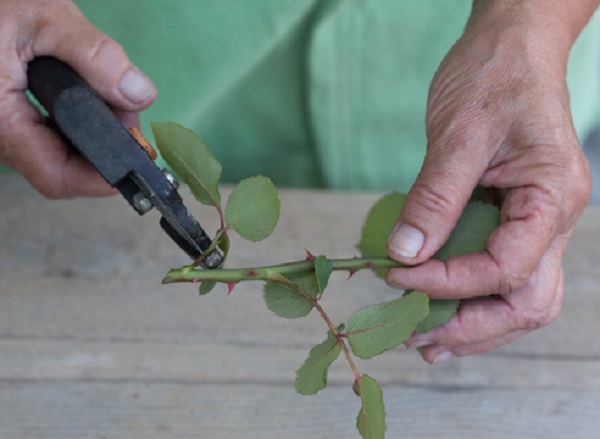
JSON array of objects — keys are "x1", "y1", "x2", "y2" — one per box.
[{"x1": 56, "y1": 1, "x2": 600, "y2": 191}]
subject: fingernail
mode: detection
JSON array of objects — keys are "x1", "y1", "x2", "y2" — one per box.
[
  {"x1": 432, "y1": 351, "x2": 453, "y2": 364},
  {"x1": 118, "y1": 68, "x2": 154, "y2": 103},
  {"x1": 388, "y1": 223, "x2": 424, "y2": 259}
]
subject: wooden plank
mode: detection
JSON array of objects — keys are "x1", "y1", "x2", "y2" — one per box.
[
  {"x1": 1, "y1": 335, "x2": 600, "y2": 390},
  {"x1": 0, "y1": 382, "x2": 599, "y2": 439}
]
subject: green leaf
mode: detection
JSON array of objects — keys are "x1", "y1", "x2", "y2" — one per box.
[
  {"x1": 224, "y1": 176, "x2": 280, "y2": 241},
  {"x1": 415, "y1": 297, "x2": 460, "y2": 333},
  {"x1": 314, "y1": 256, "x2": 333, "y2": 296},
  {"x1": 199, "y1": 281, "x2": 217, "y2": 296},
  {"x1": 295, "y1": 326, "x2": 343, "y2": 395},
  {"x1": 348, "y1": 292, "x2": 429, "y2": 359},
  {"x1": 358, "y1": 192, "x2": 405, "y2": 277},
  {"x1": 263, "y1": 273, "x2": 318, "y2": 318},
  {"x1": 469, "y1": 185, "x2": 488, "y2": 202},
  {"x1": 354, "y1": 375, "x2": 386, "y2": 439},
  {"x1": 151, "y1": 121, "x2": 222, "y2": 207},
  {"x1": 217, "y1": 232, "x2": 231, "y2": 260},
  {"x1": 434, "y1": 201, "x2": 500, "y2": 261}
]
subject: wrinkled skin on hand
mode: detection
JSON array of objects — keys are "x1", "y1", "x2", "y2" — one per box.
[
  {"x1": 0, "y1": 0, "x2": 156, "y2": 198},
  {"x1": 386, "y1": 1, "x2": 593, "y2": 363}
]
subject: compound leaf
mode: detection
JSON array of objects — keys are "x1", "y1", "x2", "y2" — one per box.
[
  {"x1": 151, "y1": 121, "x2": 222, "y2": 207},
  {"x1": 348, "y1": 292, "x2": 429, "y2": 359},
  {"x1": 354, "y1": 375, "x2": 386, "y2": 439},
  {"x1": 295, "y1": 326, "x2": 343, "y2": 395},
  {"x1": 225, "y1": 176, "x2": 280, "y2": 241}
]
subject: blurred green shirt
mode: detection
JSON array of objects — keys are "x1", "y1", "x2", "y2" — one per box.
[{"x1": 73, "y1": 0, "x2": 600, "y2": 191}]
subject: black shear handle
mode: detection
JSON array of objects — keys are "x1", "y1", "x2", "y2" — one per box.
[{"x1": 27, "y1": 56, "x2": 143, "y2": 188}]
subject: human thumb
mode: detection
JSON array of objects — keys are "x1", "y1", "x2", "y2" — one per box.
[
  {"x1": 387, "y1": 142, "x2": 484, "y2": 265},
  {"x1": 31, "y1": 2, "x2": 156, "y2": 111}
]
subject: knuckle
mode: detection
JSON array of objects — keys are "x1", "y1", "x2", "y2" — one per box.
[
  {"x1": 516, "y1": 301, "x2": 556, "y2": 331},
  {"x1": 407, "y1": 181, "x2": 460, "y2": 223},
  {"x1": 86, "y1": 36, "x2": 126, "y2": 67},
  {"x1": 543, "y1": 146, "x2": 592, "y2": 227},
  {"x1": 487, "y1": 249, "x2": 532, "y2": 296},
  {"x1": 499, "y1": 270, "x2": 530, "y2": 295},
  {"x1": 568, "y1": 155, "x2": 592, "y2": 208},
  {"x1": 553, "y1": 142, "x2": 592, "y2": 201}
]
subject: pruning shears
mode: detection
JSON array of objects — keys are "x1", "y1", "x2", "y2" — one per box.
[{"x1": 27, "y1": 56, "x2": 222, "y2": 268}]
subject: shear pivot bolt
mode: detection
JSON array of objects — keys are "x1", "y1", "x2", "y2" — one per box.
[{"x1": 133, "y1": 191, "x2": 153, "y2": 213}]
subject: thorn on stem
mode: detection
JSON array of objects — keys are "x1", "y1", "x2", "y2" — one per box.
[
  {"x1": 304, "y1": 249, "x2": 316, "y2": 261},
  {"x1": 226, "y1": 282, "x2": 239, "y2": 295},
  {"x1": 347, "y1": 270, "x2": 358, "y2": 280}
]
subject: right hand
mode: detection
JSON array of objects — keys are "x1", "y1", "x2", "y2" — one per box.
[
  {"x1": 386, "y1": 0, "x2": 595, "y2": 362},
  {"x1": 0, "y1": 0, "x2": 156, "y2": 198}
]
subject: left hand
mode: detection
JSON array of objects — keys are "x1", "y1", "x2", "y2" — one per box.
[{"x1": 385, "y1": 1, "x2": 592, "y2": 363}]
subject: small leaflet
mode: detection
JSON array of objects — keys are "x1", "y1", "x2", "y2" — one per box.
[
  {"x1": 415, "y1": 297, "x2": 460, "y2": 333},
  {"x1": 314, "y1": 255, "x2": 333, "y2": 296},
  {"x1": 217, "y1": 232, "x2": 230, "y2": 259},
  {"x1": 294, "y1": 326, "x2": 343, "y2": 395},
  {"x1": 434, "y1": 201, "x2": 500, "y2": 261},
  {"x1": 347, "y1": 292, "x2": 429, "y2": 359},
  {"x1": 357, "y1": 192, "x2": 406, "y2": 278},
  {"x1": 354, "y1": 375, "x2": 386, "y2": 439},
  {"x1": 224, "y1": 176, "x2": 280, "y2": 242},
  {"x1": 198, "y1": 281, "x2": 217, "y2": 296},
  {"x1": 151, "y1": 121, "x2": 222, "y2": 207},
  {"x1": 263, "y1": 273, "x2": 318, "y2": 319}
]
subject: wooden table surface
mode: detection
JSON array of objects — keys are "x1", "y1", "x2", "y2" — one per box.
[{"x1": 1, "y1": 172, "x2": 600, "y2": 439}]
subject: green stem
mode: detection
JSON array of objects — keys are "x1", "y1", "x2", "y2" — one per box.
[
  {"x1": 162, "y1": 256, "x2": 404, "y2": 285},
  {"x1": 320, "y1": 307, "x2": 362, "y2": 383}
]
